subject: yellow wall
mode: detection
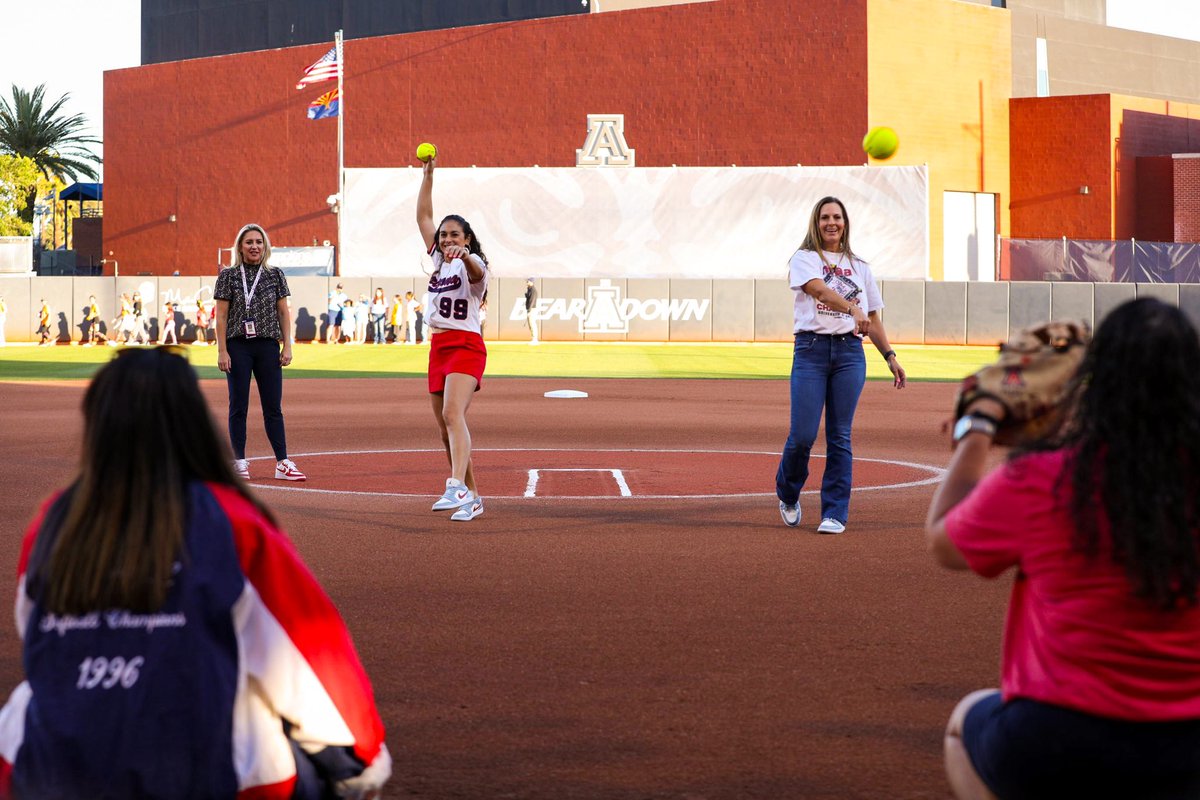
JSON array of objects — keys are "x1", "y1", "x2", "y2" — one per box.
[{"x1": 868, "y1": 0, "x2": 1011, "y2": 280}]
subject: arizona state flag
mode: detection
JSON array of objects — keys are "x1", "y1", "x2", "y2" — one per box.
[{"x1": 307, "y1": 89, "x2": 339, "y2": 120}]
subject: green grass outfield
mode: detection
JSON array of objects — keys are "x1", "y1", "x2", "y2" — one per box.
[{"x1": 0, "y1": 341, "x2": 1000, "y2": 382}]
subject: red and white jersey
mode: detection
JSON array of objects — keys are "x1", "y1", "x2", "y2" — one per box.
[
  {"x1": 424, "y1": 247, "x2": 489, "y2": 335},
  {"x1": 0, "y1": 483, "x2": 387, "y2": 799}
]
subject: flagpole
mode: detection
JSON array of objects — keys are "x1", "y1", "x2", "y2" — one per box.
[{"x1": 335, "y1": 29, "x2": 344, "y2": 277}]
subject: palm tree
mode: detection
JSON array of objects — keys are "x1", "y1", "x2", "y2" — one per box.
[{"x1": 0, "y1": 84, "x2": 101, "y2": 223}]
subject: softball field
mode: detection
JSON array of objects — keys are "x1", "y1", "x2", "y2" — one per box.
[{"x1": 0, "y1": 343, "x2": 1006, "y2": 799}]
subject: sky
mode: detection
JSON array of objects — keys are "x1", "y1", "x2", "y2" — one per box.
[
  {"x1": 0, "y1": 0, "x2": 1197, "y2": 183},
  {"x1": 1, "y1": 0, "x2": 140, "y2": 180}
]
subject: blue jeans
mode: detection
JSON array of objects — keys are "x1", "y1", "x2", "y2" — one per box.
[
  {"x1": 225, "y1": 336, "x2": 287, "y2": 461},
  {"x1": 775, "y1": 332, "x2": 866, "y2": 523}
]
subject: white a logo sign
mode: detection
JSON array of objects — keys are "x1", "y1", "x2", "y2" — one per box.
[
  {"x1": 576, "y1": 114, "x2": 635, "y2": 167},
  {"x1": 581, "y1": 280, "x2": 627, "y2": 333}
]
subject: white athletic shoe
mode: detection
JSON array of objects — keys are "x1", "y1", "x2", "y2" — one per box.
[
  {"x1": 779, "y1": 501, "x2": 801, "y2": 528},
  {"x1": 451, "y1": 496, "x2": 484, "y2": 522},
  {"x1": 275, "y1": 459, "x2": 306, "y2": 481},
  {"x1": 817, "y1": 518, "x2": 846, "y2": 535},
  {"x1": 432, "y1": 478, "x2": 474, "y2": 511},
  {"x1": 233, "y1": 459, "x2": 250, "y2": 480}
]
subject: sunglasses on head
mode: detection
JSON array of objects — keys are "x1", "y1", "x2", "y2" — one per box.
[{"x1": 113, "y1": 344, "x2": 189, "y2": 361}]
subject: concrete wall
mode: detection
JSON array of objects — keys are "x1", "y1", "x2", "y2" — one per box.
[
  {"x1": 5, "y1": 276, "x2": 1198, "y2": 346},
  {"x1": 1010, "y1": 4, "x2": 1200, "y2": 104}
]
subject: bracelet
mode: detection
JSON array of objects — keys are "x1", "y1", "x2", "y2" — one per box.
[
  {"x1": 882, "y1": 350, "x2": 896, "y2": 362},
  {"x1": 967, "y1": 410, "x2": 1000, "y2": 426}
]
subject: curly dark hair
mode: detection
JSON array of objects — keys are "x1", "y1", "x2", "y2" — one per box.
[
  {"x1": 1050, "y1": 299, "x2": 1200, "y2": 609},
  {"x1": 435, "y1": 214, "x2": 488, "y2": 264}
]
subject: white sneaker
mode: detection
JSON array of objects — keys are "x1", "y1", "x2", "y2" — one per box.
[
  {"x1": 779, "y1": 501, "x2": 801, "y2": 528},
  {"x1": 233, "y1": 459, "x2": 250, "y2": 479},
  {"x1": 451, "y1": 496, "x2": 484, "y2": 521},
  {"x1": 817, "y1": 518, "x2": 846, "y2": 535},
  {"x1": 432, "y1": 478, "x2": 474, "y2": 511},
  {"x1": 275, "y1": 459, "x2": 306, "y2": 481}
]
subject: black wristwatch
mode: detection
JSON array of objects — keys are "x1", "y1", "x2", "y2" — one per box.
[{"x1": 952, "y1": 413, "x2": 998, "y2": 444}]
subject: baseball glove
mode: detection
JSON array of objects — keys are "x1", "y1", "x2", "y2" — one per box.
[{"x1": 953, "y1": 319, "x2": 1091, "y2": 446}]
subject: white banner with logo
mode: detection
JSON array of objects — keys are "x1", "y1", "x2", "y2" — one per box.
[{"x1": 342, "y1": 165, "x2": 929, "y2": 280}]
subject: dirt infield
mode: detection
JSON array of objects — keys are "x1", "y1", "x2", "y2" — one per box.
[{"x1": 0, "y1": 377, "x2": 1010, "y2": 799}]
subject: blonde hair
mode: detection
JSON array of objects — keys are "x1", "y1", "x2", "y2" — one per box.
[
  {"x1": 798, "y1": 196, "x2": 860, "y2": 269},
  {"x1": 232, "y1": 223, "x2": 272, "y2": 268}
]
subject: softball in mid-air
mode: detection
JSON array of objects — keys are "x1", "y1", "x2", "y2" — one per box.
[
  {"x1": 862, "y1": 126, "x2": 899, "y2": 160},
  {"x1": 416, "y1": 142, "x2": 438, "y2": 162}
]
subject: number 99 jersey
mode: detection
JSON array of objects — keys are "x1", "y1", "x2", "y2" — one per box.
[{"x1": 425, "y1": 248, "x2": 489, "y2": 335}]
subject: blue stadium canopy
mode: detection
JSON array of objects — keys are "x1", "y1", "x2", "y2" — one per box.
[{"x1": 58, "y1": 182, "x2": 102, "y2": 201}]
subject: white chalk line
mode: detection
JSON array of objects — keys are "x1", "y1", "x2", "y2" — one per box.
[{"x1": 247, "y1": 448, "x2": 945, "y2": 500}]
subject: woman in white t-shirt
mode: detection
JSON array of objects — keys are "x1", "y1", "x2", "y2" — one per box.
[
  {"x1": 776, "y1": 196, "x2": 906, "y2": 534},
  {"x1": 415, "y1": 152, "x2": 489, "y2": 522}
]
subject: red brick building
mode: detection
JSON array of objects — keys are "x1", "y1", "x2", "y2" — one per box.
[
  {"x1": 1009, "y1": 94, "x2": 1200, "y2": 244},
  {"x1": 102, "y1": 0, "x2": 1013, "y2": 278}
]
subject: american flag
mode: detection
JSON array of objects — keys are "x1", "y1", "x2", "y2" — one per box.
[{"x1": 295, "y1": 46, "x2": 339, "y2": 90}]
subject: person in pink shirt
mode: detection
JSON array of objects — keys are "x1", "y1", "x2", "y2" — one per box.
[{"x1": 926, "y1": 297, "x2": 1200, "y2": 800}]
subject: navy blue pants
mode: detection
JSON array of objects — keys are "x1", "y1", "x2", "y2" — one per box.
[
  {"x1": 964, "y1": 692, "x2": 1200, "y2": 799},
  {"x1": 225, "y1": 336, "x2": 287, "y2": 461}
]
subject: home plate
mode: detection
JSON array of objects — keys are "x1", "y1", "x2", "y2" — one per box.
[{"x1": 544, "y1": 389, "x2": 589, "y2": 399}]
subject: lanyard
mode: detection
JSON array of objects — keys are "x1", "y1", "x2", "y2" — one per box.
[{"x1": 240, "y1": 264, "x2": 264, "y2": 307}]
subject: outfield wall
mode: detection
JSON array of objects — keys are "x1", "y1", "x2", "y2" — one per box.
[{"x1": 2, "y1": 276, "x2": 1198, "y2": 346}]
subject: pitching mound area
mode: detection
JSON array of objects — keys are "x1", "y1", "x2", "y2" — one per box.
[{"x1": 250, "y1": 448, "x2": 943, "y2": 500}]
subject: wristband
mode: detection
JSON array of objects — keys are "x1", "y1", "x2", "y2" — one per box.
[
  {"x1": 882, "y1": 350, "x2": 896, "y2": 362},
  {"x1": 952, "y1": 413, "x2": 997, "y2": 444},
  {"x1": 967, "y1": 410, "x2": 1000, "y2": 427}
]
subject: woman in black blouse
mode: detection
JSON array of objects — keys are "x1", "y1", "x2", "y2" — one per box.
[{"x1": 214, "y1": 223, "x2": 305, "y2": 482}]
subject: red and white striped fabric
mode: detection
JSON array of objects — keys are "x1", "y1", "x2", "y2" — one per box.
[
  {"x1": 0, "y1": 483, "x2": 388, "y2": 798},
  {"x1": 295, "y1": 46, "x2": 339, "y2": 90}
]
